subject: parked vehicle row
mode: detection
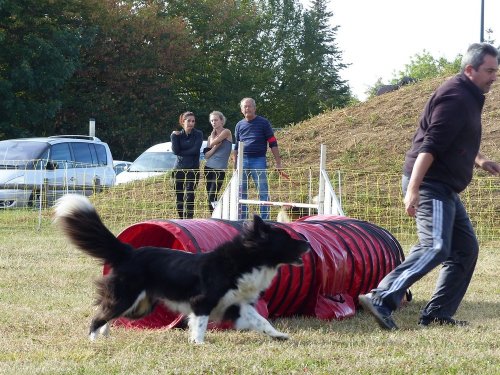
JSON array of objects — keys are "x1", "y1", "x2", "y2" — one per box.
[{"x1": 0, "y1": 136, "x2": 209, "y2": 208}]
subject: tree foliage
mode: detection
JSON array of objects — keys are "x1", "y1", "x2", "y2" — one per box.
[
  {"x1": 398, "y1": 50, "x2": 461, "y2": 80},
  {"x1": 0, "y1": 0, "x2": 96, "y2": 138},
  {"x1": 1, "y1": 0, "x2": 351, "y2": 159},
  {"x1": 298, "y1": 0, "x2": 350, "y2": 114},
  {"x1": 164, "y1": 0, "x2": 273, "y2": 132},
  {"x1": 58, "y1": 0, "x2": 193, "y2": 159},
  {"x1": 366, "y1": 50, "x2": 462, "y2": 98}
]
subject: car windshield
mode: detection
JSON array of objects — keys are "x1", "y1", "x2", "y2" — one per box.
[
  {"x1": 128, "y1": 151, "x2": 177, "y2": 172},
  {"x1": 0, "y1": 140, "x2": 49, "y2": 169}
]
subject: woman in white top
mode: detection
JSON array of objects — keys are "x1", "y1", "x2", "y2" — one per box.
[{"x1": 204, "y1": 111, "x2": 233, "y2": 213}]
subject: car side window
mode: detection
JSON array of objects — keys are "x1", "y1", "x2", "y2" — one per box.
[
  {"x1": 50, "y1": 143, "x2": 74, "y2": 169},
  {"x1": 88, "y1": 144, "x2": 99, "y2": 165},
  {"x1": 71, "y1": 142, "x2": 94, "y2": 167},
  {"x1": 95, "y1": 144, "x2": 108, "y2": 166}
]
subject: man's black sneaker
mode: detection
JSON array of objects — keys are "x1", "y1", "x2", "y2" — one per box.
[
  {"x1": 418, "y1": 316, "x2": 469, "y2": 327},
  {"x1": 358, "y1": 293, "x2": 398, "y2": 330}
]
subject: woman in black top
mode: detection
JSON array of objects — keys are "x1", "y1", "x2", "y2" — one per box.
[{"x1": 171, "y1": 111, "x2": 203, "y2": 219}]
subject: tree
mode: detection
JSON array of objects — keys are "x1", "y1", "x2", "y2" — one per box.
[
  {"x1": 164, "y1": 0, "x2": 351, "y2": 131},
  {"x1": 484, "y1": 28, "x2": 496, "y2": 45},
  {"x1": 259, "y1": 0, "x2": 306, "y2": 125},
  {"x1": 164, "y1": 0, "x2": 273, "y2": 133},
  {"x1": 58, "y1": 0, "x2": 194, "y2": 159},
  {"x1": 399, "y1": 50, "x2": 461, "y2": 80},
  {"x1": 0, "y1": 0, "x2": 96, "y2": 138},
  {"x1": 1, "y1": 0, "x2": 353, "y2": 159},
  {"x1": 255, "y1": 0, "x2": 350, "y2": 127},
  {"x1": 366, "y1": 50, "x2": 462, "y2": 98},
  {"x1": 296, "y1": 0, "x2": 350, "y2": 116}
]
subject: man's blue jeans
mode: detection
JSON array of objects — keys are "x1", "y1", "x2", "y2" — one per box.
[{"x1": 240, "y1": 156, "x2": 270, "y2": 220}]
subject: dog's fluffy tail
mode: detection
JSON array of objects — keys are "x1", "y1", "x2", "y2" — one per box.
[{"x1": 54, "y1": 194, "x2": 132, "y2": 266}]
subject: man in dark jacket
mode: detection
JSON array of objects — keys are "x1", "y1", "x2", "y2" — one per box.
[{"x1": 359, "y1": 43, "x2": 499, "y2": 330}]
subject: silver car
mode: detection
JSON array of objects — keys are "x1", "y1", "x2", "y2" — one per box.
[
  {"x1": 0, "y1": 136, "x2": 116, "y2": 208},
  {"x1": 113, "y1": 160, "x2": 132, "y2": 175},
  {"x1": 115, "y1": 141, "x2": 207, "y2": 185}
]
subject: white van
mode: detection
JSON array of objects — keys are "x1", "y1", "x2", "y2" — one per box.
[
  {"x1": 115, "y1": 141, "x2": 206, "y2": 185},
  {"x1": 0, "y1": 136, "x2": 115, "y2": 208}
]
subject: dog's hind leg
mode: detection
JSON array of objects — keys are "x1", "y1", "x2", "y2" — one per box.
[
  {"x1": 89, "y1": 320, "x2": 110, "y2": 341},
  {"x1": 89, "y1": 291, "x2": 150, "y2": 341},
  {"x1": 89, "y1": 314, "x2": 111, "y2": 341},
  {"x1": 187, "y1": 313, "x2": 209, "y2": 344},
  {"x1": 234, "y1": 304, "x2": 289, "y2": 340}
]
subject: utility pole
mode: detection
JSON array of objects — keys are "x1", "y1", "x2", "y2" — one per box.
[{"x1": 480, "y1": 0, "x2": 484, "y2": 42}]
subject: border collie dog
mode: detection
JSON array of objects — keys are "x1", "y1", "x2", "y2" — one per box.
[{"x1": 54, "y1": 194, "x2": 309, "y2": 344}]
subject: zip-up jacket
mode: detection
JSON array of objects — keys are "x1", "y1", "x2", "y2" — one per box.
[{"x1": 171, "y1": 128, "x2": 203, "y2": 169}]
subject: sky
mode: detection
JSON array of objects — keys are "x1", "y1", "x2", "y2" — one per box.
[{"x1": 301, "y1": 0, "x2": 499, "y2": 100}]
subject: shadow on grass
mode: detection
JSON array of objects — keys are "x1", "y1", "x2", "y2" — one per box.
[{"x1": 272, "y1": 297, "x2": 500, "y2": 336}]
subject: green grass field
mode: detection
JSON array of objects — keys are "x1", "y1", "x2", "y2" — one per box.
[{"x1": 0, "y1": 225, "x2": 498, "y2": 375}]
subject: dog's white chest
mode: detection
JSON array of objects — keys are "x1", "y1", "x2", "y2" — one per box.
[
  {"x1": 209, "y1": 267, "x2": 277, "y2": 319},
  {"x1": 235, "y1": 267, "x2": 277, "y2": 297}
]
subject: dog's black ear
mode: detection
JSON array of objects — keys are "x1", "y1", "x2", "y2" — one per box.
[
  {"x1": 243, "y1": 215, "x2": 270, "y2": 240},
  {"x1": 242, "y1": 215, "x2": 270, "y2": 246},
  {"x1": 252, "y1": 214, "x2": 270, "y2": 235}
]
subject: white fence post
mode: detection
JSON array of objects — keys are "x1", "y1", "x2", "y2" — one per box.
[
  {"x1": 318, "y1": 144, "x2": 326, "y2": 214},
  {"x1": 211, "y1": 142, "x2": 244, "y2": 220},
  {"x1": 235, "y1": 142, "x2": 244, "y2": 220},
  {"x1": 89, "y1": 118, "x2": 95, "y2": 137}
]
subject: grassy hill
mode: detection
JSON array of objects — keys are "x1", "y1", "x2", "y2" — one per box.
[{"x1": 276, "y1": 76, "x2": 500, "y2": 175}]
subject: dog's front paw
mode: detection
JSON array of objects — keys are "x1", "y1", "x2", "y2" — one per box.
[
  {"x1": 188, "y1": 314, "x2": 208, "y2": 345},
  {"x1": 189, "y1": 336, "x2": 205, "y2": 345}
]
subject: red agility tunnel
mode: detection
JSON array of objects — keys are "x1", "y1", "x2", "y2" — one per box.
[{"x1": 108, "y1": 216, "x2": 405, "y2": 329}]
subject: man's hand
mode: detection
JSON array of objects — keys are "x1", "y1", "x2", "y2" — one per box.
[
  {"x1": 404, "y1": 187, "x2": 419, "y2": 217},
  {"x1": 480, "y1": 160, "x2": 500, "y2": 176},
  {"x1": 404, "y1": 152, "x2": 434, "y2": 218},
  {"x1": 475, "y1": 153, "x2": 500, "y2": 176},
  {"x1": 270, "y1": 146, "x2": 282, "y2": 170}
]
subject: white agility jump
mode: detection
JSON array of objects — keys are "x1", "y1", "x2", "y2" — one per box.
[{"x1": 212, "y1": 143, "x2": 344, "y2": 220}]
